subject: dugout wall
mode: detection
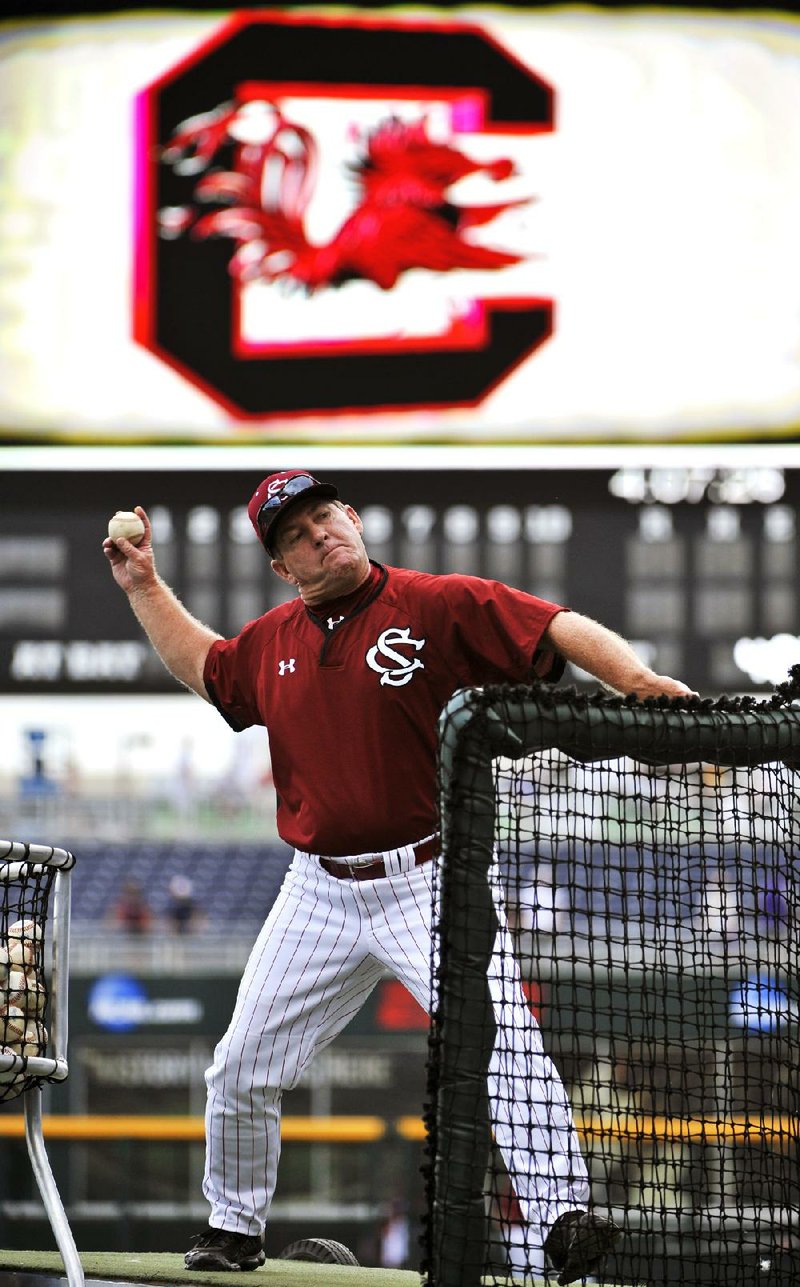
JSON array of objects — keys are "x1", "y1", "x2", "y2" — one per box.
[{"x1": 424, "y1": 678, "x2": 800, "y2": 1287}]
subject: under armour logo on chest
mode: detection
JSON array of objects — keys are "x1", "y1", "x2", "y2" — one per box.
[
  {"x1": 327, "y1": 615, "x2": 345, "y2": 631},
  {"x1": 278, "y1": 658, "x2": 296, "y2": 675}
]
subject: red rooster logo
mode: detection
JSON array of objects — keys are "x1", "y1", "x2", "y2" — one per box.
[{"x1": 158, "y1": 100, "x2": 530, "y2": 292}]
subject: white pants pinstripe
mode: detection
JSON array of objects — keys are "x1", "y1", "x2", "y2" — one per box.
[{"x1": 202, "y1": 847, "x2": 589, "y2": 1272}]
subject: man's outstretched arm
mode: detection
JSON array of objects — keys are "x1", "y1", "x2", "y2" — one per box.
[
  {"x1": 102, "y1": 505, "x2": 222, "y2": 700},
  {"x1": 544, "y1": 610, "x2": 696, "y2": 700}
]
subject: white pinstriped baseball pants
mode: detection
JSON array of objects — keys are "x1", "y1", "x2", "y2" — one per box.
[{"x1": 202, "y1": 847, "x2": 589, "y2": 1272}]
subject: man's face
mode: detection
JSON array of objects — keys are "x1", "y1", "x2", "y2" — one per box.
[{"x1": 270, "y1": 498, "x2": 369, "y2": 603}]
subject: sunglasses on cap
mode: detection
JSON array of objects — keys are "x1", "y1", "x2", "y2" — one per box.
[{"x1": 256, "y1": 473, "x2": 337, "y2": 551}]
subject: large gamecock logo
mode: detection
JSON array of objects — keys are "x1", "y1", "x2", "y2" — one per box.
[
  {"x1": 158, "y1": 106, "x2": 528, "y2": 293},
  {"x1": 134, "y1": 11, "x2": 554, "y2": 421}
]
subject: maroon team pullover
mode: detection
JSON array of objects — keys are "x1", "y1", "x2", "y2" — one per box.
[{"x1": 204, "y1": 563, "x2": 566, "y2": 856}]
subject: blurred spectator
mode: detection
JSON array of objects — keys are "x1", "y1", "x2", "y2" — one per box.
[
  {"x1": 170, "y1": 737, "x2": 197, "y2": 820},
  {"x1": 212, "y1": 732, "x2": 274, "y2": 817},
  {"x1": 695, "y1": 863, "x2": 741, "y2": 940},
  {"x1": 507, "y1": 862, "x2": 571, "y2": 936},
  {"x1": 108, "y1": 879, "x2": 153, "y2": 935},
  {"x1": 572, "y1": 1041, "x2": 638, "y2": 1209},
  {"x1": 379, "y1": 1197, "x2": 411, "y2": 1269},
  {"x1": 19, "y1": 728, "x2": 58, "y2": 798},
  {"x1": 166, "y1": 874, "x2": 205, "y2": 934},
  {"x1": 487, "y1": 1170, "x2": 530, "y2": 1279},
  {"x1": 758, "y1": 872, "x2": 790, "y2": 940},
  {"x1": 625, "y1": 1040, "x2": 705, "y2": 1212}
]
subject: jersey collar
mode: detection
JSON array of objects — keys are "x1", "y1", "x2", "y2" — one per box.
[{"x1": 305, "y1": 561, "x2": 387, "y2": 633}]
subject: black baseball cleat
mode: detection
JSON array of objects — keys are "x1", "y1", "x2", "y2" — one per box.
[
  {"x1": 184, "y1": 1226, "x2": 266, "y2": 1271},
  {"x1": 544, "y1": 1209, "x2": 621, "y2": 1285}
]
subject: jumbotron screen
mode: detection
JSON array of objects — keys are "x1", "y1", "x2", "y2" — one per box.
[
  {"x1": 1, "y1": 7, "x2": 800, "y2": 443},
  {"x1": 1, "y1": 457, "x2": 798, "y2": 696}
]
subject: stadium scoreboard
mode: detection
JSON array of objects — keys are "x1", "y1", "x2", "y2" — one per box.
[{"x1": 0, "y1": 466, "x2": 796, "y2": 696}]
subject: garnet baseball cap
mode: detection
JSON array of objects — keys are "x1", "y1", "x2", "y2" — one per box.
[{"x1": 248, "y1": 470, "x2": 339, "y2": 554}]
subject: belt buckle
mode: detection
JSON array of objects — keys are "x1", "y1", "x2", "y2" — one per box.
[
  {"x1": 359, "y1": 852, "x2": 386, "y2": 879},
  {"x1": 343, "y1": 855, "x2": 378, "y2": 879}
]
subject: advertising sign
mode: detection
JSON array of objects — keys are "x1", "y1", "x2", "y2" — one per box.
[{"x1": 2, "y1": 9, "x2": 800, "y2": 442}]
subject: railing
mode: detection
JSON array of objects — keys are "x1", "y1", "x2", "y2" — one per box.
[
  {"x1": 0, "y1": 1115, "x2": 426, "y2": 1259},
  {"x1": 2, "y1": 1112, "x2": 794, "y2": 1262},
  {"x1": 0, "y1": 1111, "x2": 794, "y2": 1146},
  {"x1": 0, "y1": 1115, "x2": 417, "y2": 1141},
  {"x1": 0, "y1": 790, "x2": 280, "y2": 844}
]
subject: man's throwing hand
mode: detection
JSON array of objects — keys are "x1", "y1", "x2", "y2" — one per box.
[{"x1": 102, "y1": 505, "x2": 156, "y2": 596}]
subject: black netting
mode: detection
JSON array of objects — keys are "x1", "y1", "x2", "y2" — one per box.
[
  {"x1": 424, "y1": 683, "x2": 800, "y2": 1287},
  {"x1": 0, "y1": 856, "x2": 57, "y2": 1104}
]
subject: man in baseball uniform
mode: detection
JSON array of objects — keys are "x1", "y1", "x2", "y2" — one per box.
[{"x1": 103, "y1": 470, "x2": 694, "y2": 1283}]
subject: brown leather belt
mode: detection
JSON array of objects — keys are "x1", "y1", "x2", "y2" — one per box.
[{"x1": 319, "y1": 836, "x2": 437, "y2": 881}]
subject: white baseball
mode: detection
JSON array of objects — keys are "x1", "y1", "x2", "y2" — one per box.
[
  {"x1": 2, "y1": 967, "x2": 46, "y2": 1017},
  {"x1": 20, "y1": 1020, "x2": 47, "y2": 1057},
  {"x1": 0, "y1": 944, "x2": 9, "y2": 983},
  {"x1": 108, "y1": 510, "x2": 145, "y2": 545},
  {"x1": 0, "y1": 1006, "x2": 26, "y2": 1047},
  {"x1": 8, "y1": 918, "x2": 43, "y2": 941},
  {"x1": 7, "y1": 919, "x2": 42, "y2": 967}
]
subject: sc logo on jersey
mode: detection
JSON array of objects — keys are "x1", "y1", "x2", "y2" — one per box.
[{"x1": 366, "y1": 627, "x2": 425, "y2": 687}]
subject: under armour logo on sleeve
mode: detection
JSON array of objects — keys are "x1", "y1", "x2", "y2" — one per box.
[{"x1": 278, "y1": 658, "x2": 297, "y2": 675}]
